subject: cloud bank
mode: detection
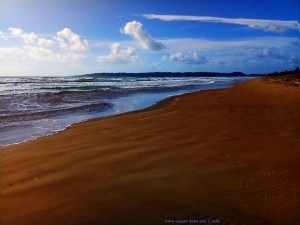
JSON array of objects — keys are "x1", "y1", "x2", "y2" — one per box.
[
  {"x1": 122, "y1": 21, "x2": 165, "y2": 50},
  {"x1": 0, "y1": 27, "x2": 88, "y2": 75},
  {"x1": 143, "y1": 14, "x2": 300, "y2": 34},
  {"x1": 1, "y1": 24, "x2": 299, "y2": 75},
  {"x1": 0, "y1": 45, "x2": 84, "y2": 63}
]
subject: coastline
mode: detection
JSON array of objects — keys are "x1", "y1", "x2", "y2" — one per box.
[
  {"x1": 1, "y1": 77, "x2": 300, "y2": 225},
  {"x1": 0, "y1": 76, "x2": 248, "y2": 147}
]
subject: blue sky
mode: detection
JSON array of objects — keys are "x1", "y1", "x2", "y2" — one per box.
[{"x1": 0, "y1": 0, "x2": 299, "y2": 76}]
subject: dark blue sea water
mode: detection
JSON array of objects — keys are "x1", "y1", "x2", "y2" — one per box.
[{"x1": 0, "y1": 74, "x2": 252, "y2": 146}]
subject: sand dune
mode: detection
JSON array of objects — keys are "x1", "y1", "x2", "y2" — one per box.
[{"x1": 1, "y1": 77, "x2": 299, "y2": 225}]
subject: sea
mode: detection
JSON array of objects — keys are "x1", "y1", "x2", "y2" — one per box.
[{"x1": 0, "y1": 73, "x2": 252, "y2": 146}]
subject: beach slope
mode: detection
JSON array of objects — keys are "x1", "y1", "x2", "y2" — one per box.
[{"x1": 1, "y1": 77, "x2": 299, "y2": 225}]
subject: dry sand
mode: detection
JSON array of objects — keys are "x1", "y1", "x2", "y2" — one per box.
[{"x1": 1, "y1": 77, "x2": 299, "y2": 225}]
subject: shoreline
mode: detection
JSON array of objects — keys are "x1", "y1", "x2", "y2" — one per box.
[
  {"x1": 0, "y1": 92, "x2": 187, "y2": 148},
  {"x1": 1, "y1": 77, "x2": 299, "y2": 225},
  {"x1": 1, "y1": 79, "x2": 245, "y2": 147},
  {"x1": 0, "y1": 89, "x2": 211, "y2": 148}
]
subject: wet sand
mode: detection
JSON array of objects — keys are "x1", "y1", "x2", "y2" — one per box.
[{"x1": 1, "y1": 77, "x2": 299, "y2": 225}]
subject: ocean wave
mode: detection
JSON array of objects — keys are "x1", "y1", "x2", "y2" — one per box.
[
  {"x1": 0, "y1": 102, "x2": 111, "y2": 124},
  {"x1": 0, "y1": 76, "x2": 218, "y2": 96}
]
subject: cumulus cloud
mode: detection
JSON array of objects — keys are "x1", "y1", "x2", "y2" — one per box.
[
  {"x1": 122, "y1": 21, "x2": 165, "y2": 50},
  {"x1": 97, "y1": 42, "x2": 137, "y2": 63},
  {"x1": 8, "y1": 27, "x2": 87, "y2": 50},
  {"x1": 1, "y1": 27, "x2": 87, "y2": 64},
  {"x1": 143, "y1": 14, "x2": 300, "y2": 34},
  {"x1": 8, "y1": 27, "x2": 55, "y2": 47},
  {"x1": 168, "y1": 51, "x2": 206, "y2": 64},
  {"x1": 37, "y1": 38, "x2": 55, "y2": 47},
  {"x1": 55, "y1": 28, "x2": 88, "y2": 51},
  {"x1": 1, "y1": 27, "x2": 91, "y2": 75},
  {"x1": 9, "y1": 27, "x2": 23, "y2": 37},
  {"x1": 9, "y1": 27, "x2": 38, "y2": 44},
  {"x1": 22, "y1": 32, "x2": 38, "y2": 44}
]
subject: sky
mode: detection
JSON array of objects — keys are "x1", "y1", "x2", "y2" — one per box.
[{"x1": 0, "y1": 0, "x2": 299, "y2": 76}]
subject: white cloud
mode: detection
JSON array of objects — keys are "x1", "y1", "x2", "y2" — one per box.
[
  {"x1": 37, "y1": 38, "x2": 55, "y2": 47},
  {"x1": 122, "y1": 21, "x2": 165, "y2": 50},
  {"x1": 168, "y1": 51, "x2": 206, "y2": 64},
  {"x1": 23, "y1": 45, "x2": 60, "y2": 61},
  {"x1": 97, "y1": 42, "x2": 137, "y2": 63},
  {"x1": 8, "y1": 27, "x2": 88, "y2": 50},
  {"x1": 143, "y1": 14, "x2": 300, "y2": 34},
  {"x1": 1, "y1": 27, "x2": 87, "y2": 66},
  {"x1": 0, "y1": 47, "x2": 26, "y2": 59},
  {"x1": 22, "y1": 32, "x2": 38, "y2": 44},
  {"x1": 0, "y1": 45, "x2": 85, "y2": 63},
  {"x1": 1, "y1": 27, "x2": 91, "y2": 76},
  {"x1": 56, "y1": 28, "x2": 88, "y2": 51},
  {"x1": 9, "y1": 27, "x2": 23, "y2": 37},
  {"x1": 24, "y1": 45, "x2": 84, "y2": 62},
  {"x1": 9, "y1": 27, "x2": 38, "y2": 44}
]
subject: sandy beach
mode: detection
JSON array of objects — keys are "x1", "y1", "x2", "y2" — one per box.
[{"x1": 1, "y1": 76, "x2": 299, "y2": 225}]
